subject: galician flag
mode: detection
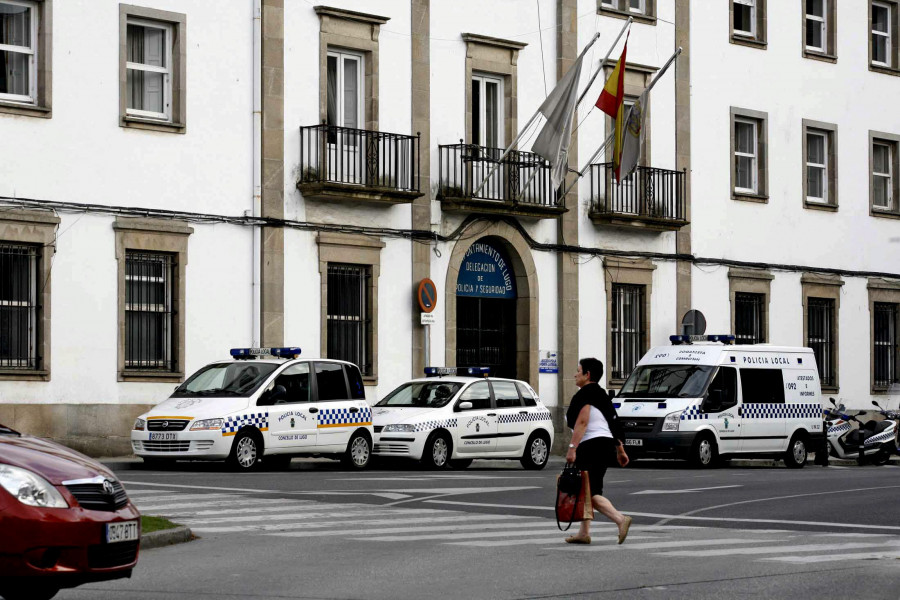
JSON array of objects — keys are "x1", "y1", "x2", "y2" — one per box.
[
  {"x1": 595, "y1": 34, "x2": 628, "y2": 182},
  {"x1": 618, "y1": 89, "x2": 647, "y2": 183}
]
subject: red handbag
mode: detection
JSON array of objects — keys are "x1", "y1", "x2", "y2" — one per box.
[{"x1": 555, "y1": 466, "x2": 593, "y2": 530}]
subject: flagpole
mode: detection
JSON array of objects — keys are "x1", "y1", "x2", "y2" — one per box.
[
  {"x1": 471, "y1": 31, "x2": 602, "y2": 198},
  {"x1": 575, "y1": 17, "x2": 632, "y2": 108}
]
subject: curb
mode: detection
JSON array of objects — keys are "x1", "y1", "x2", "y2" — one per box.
[{"x1": 141, "y1": 525, "x2": 193, "y2": 550}]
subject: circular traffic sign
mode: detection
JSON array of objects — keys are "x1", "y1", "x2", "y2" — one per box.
[{"x1": 417, "y1": 278, "x2": 437, "y2": 313}]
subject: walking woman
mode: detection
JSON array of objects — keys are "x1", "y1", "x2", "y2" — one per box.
[{"x1": 564, "y1": 357, "x2": 632, "y2": 544}]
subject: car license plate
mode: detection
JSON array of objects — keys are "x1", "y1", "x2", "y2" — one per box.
[
  {"x1": 625, "y1": 439, "x2": 642, "y2": 446},
  {"x1": 149, "y1": 432, "x2": 177, "y2": 441},
  {"x1": 106, "y1": 520, "x2": 140, "y2": 544}
]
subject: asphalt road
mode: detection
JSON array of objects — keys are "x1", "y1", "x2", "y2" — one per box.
[{"x1": 54, "y1": 457, "x2": 900, "y2": 599}]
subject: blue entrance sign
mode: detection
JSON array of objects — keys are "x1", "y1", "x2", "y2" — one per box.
[{"x1": 456, "y1": 241, "x2": 516, "y2": 299}]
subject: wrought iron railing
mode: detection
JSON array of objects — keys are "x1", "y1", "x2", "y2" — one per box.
[
  {"x1": 438, "y1": 143, "x2": 560, "y2": 208},
  {"x1": 590, "y1": 163, "x2": 686, "y2": 222},
  {"x1": 299, "y1": 124, "x2": 419, "y2": 193}
]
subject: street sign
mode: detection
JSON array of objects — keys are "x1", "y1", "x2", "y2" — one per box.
[
  {"x1": 417, "y1": 278, "x2": 437, "y2": 313},
  {"x1": 420, "y1": 312, "x2": 436, "y2": 325}
]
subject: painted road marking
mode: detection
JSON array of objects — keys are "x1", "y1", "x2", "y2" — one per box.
[
  {"x1": 632, "y1": 485, "x2": 743, "y2": 495},
  {"x1": 658, "y1": 540, "x2": 900, "y2": 557}
]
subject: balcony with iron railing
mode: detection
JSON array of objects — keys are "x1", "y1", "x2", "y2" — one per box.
[
  {"x1": 589, "y1": 162, "x2": 687, "y2": 231},
  {"x1": 437, "y1": 143, "x2": 566, "y2": 218},
  {"x1": 297, "y1": 124, "x2": 423, "y2": 204}
]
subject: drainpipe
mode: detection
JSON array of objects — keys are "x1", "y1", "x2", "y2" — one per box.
[{"x1": 251, "y1": 0, "x2": 262, "y2": 346}]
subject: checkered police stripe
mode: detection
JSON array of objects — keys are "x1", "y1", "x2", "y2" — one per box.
[
  {"x1": 741, "y1": 404, "x2": 821, "y2": 419},
  {"x1": 317, "y1": 406, "x2": 373, "y2": 428},
  {"x1": 864, "y1": 430, "x2": 896, "y2": 445},
  {"x1": 680, "y1": 406, "x2": 709, "y2": 421},
  {"x1": 414, "y1": 418, "x2": 458, "y2": 432},
  {"x1": 827, "y1": 423, "x2": 852, "y2": 435},
  {"x1": 221, "y1": 412, "x2": 269, "y2": 436},
  {"x1": 497, "y1": 410, "x2": 552, "y2": 424}
]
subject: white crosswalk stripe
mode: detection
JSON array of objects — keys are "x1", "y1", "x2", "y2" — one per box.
[{"x1": 129, "y1": 489, "x2": 900, "y2": 564}]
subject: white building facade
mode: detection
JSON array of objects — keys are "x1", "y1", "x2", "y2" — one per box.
[{"x1": 0, "y1": 0, "x2": 896, "y2": 456}]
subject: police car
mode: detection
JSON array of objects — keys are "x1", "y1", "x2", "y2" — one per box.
[
  {"x1": 131, "y1": 348, "x2": 374, "y2": 471},
  {"x1": 372, "y1": 367, "x2": 553, "y2": 469}
]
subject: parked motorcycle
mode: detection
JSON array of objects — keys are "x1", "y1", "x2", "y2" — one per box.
[
  {"x1": 871, "y1": 400, "x2": 900, "y2": 459},
  {"x1": 823, "y1": 398, "x2": 898, "y2": 466}
]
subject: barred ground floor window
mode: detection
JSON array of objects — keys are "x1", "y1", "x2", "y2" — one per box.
[
  {"x1": 125, "y1": 250, "x2": 175, "y2": 371},
  {"x1": 0, "y1": 242, "x2": 39, "y2": 369},
  {"x1": 735, "y1": 292, "x2": 766, "y2": 344},
  {"x1": 326, "y1": 263, "x2": 372, "y2": 376},
  {"x1": 807, "y1": 297, "x2": 835, "y2": 387},
  {"x1": 874, "y1": 302, "x2": 898, "y2": 390},
  {"x1": 610, "y1": 283, "x2": 645, "y2": 381}
]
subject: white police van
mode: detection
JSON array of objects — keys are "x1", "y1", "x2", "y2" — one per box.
[
  {"x1": 372, "y1": 367, "x2": 554, "y2": 469},
  {"x1": 614, "y1": 335, "x2": 824, "y2": 468},
  {"x1": 131, "y1": 348, "x2": 374, "y2": 471}
]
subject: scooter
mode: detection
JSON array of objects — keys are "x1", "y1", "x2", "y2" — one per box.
[
  {"x1": 823, "y1": 398, "x2": 898, "y2": 465},
  {"x1": 871, "y1": 399, "x2": 900, "y2": 459}
]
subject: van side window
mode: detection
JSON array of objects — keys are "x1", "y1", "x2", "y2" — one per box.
[
  {"x1": 706, "y1": 367, "x2": 737, "y2": 410},
  {"x1": 271, "y1": 363, "x2": 311, "y2": 404},
  {"x1": 344, "y1": 364, "x2": 366, "y2": 399},
  {"x1": 739, "y1": 368, "x2": 785, "y2": 404},
  {"x1": 315, "y1": 362, "x2": 349, "y2": 401},
  {"x1": 458, "y1": 381, "x2": 491, "y2": 410}
]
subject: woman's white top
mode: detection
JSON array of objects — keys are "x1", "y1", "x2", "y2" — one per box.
[{"x1": 582, "y1": 405, "x2": 613, "y2": 442}]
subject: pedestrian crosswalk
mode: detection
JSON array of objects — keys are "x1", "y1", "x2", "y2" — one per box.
[{"x1": 128, "y1": 487, "x2": 900, "y2": 564}]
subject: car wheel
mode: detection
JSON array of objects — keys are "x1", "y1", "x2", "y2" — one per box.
[
  {"x1": 449, "y1": 458, "x2": 473, "y2": 470},
  {"x1": 520, "y1": 432, "x2": 550, "y2": 470},
  {"x1": 690, "y1": 433, "x2": 717, "y2": 468},
  {"x1": 421, "y1": 431, "x2": 451, "y2": 469},
  {"x1": 784, "y1": 434, "x2": 808, "y2": 469},
  {"x1": 341, "y1": 432, "x2": 372, "y2": 470},
  {"x1": 227, "y1": 429, "x2": 263, "y2": 471}
]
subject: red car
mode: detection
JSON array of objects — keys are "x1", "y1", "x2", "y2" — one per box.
[{"x1": 0, "y1": 422, "x2": 140, "y2": 600}]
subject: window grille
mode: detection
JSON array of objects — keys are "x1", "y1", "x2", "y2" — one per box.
[
  {"x1": 735, "y1": 292, "x2": 765, "y2": 344},
  {"x1": 0, "y1": 243, "x2": 38, "y2": 369},
  {"x1": 125, "y1": 251, "x2": 174, "y2": 371},
  {"x1": 327, "y1": 263, "x2": 372, "y2": 376},
  {"x1": 807, "y1": 298, "x2": 835, "y2": 387},
  {"x1": 874, "y1": 302, "x2": 897, "y2": 389},
  {"x1": 610, "y1": 284, "x2": 645, "y2": 380}
]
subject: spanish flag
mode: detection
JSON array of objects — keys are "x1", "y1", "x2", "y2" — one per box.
[{"x1": 596, "y1": 35, "x2": 628, "y2": 182}]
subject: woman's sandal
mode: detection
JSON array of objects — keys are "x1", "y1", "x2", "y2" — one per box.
[
  {"x1": 564, "y1": 535, "x2": 591, "y2": 544},
  {"x1": 617, "y1": 516, "x2": 633, "y2": 545}
]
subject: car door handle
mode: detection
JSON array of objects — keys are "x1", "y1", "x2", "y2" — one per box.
[
  {"x1": 487, "y1": 413, "x2": 497, "y2": 417},
  {"x1": 309, "y1": 407, "x2": 318, "y2": 414},
  {"x1": 349, "y1": 407, "x2": 359, "y2": 413},
  {"x1": 519, "y1": 411, "x2": 528, "y2": 414}
]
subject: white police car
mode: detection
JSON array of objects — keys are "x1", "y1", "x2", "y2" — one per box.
[
  {"x1": 372, "y1": 367, "x2": 553, "y2": 469},
  {"x1": 131, "y1": 348, "x2": 374, "y2": 471}
]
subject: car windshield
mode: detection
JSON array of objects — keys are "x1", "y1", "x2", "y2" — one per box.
[
  {"x1": 618, "y1": 365, "x2": 715, "y2": 400},
  {"x1": 0, "y1": 423, "x2": 19, "y2": 435},
  {"x1": 172, "y1": 362, "x2": 279, "y2": 398},
  {"x1": 376, "y1": 381, "x2": 464, "y2": 408}
]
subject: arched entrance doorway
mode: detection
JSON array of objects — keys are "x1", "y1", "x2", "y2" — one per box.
[{"x1": 455, "y1": 239, "x2": 517, "y2": 378}]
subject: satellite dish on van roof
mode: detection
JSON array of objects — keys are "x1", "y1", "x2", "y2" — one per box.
[{"x1": 682, "y1": 310, "x2": 707, "y2": 336}]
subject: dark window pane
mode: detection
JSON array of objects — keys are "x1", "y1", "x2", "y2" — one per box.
[
  {"x1": 516, "y1": 382, "x2": 538, "y2": 407},
  {"x1": 459, "y1": 381, "x2": 491, "y2": 410},
  {"x1": 735, "y1": 292, "x2": 765, "y2": 344},
  {"x1": 0, "y1": 243, "x2": 39, "y2": 369},
  {"x1": 326, "y1": 263, "x2": 372, "y2": 375},
  {"x1": 344, "y1": 364, "x2": 366, "y2": 399},
  {"x1": 611, "y1": 284, "x2": 645, "y2": 380},
  {"x1": 740, "y1": 368, "x2": 785, "y2": 404},
  {"x1": 874, "y1": 303, "x2": 897, "y2": 389},
  {"x1": 807, "y1": 298, "x2": 834, "y2": 387},
  {"x1": 315, "y1": 361, "x2": 348, "y2": 401},
  {"x1": 125, "y1": 251, "x2": 174, "y2": 371},
  {"x1": 273, "y1": 363, "x2": 311, "y2": 404}
]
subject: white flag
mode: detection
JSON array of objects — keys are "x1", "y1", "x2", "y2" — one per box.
[
  {"x1": 618, "y1": 88, "x2": 647, "y2": 182},
  {"x1": 531, "y1": 53, "x2": 586, "y2": 190}
]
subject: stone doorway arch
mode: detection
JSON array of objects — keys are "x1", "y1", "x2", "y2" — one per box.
[{"x1": 444, "y1": 221, "x2": 539, "y2": 389}]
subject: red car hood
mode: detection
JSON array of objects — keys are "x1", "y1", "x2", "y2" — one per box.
[{"x1": 0, "y1": 434, "x2": 114, "y2": 485}]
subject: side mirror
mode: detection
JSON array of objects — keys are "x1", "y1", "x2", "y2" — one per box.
[
  {"x1": 829, "y1": 397, "x2": 837, "y2": 406},
  {"x1": 455, "y1": 401, "x2": 473, "y2": 412},
  {"x1": 872, "y1": 400, "x2": 883, "y2": 409},
  {"x1": 608, "y1": 389, "x2": 617, "y2": 400}
]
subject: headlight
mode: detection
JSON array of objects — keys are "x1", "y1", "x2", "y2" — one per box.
[
  {"x1": 133, "y1": 418, "x2": 146, "y2": 431},
  {"x1": 0, "y1": 465, "x2": 68, "y2": 508},
  {"x1": 190, "y1": 418, "x2": 224, "y2": 431},
  {"x1": 662, "y1": 411, "x2": 683, "y2": 432},
  {"x1": 382, "y1": 424, "x2": 416, "y2": 433}
]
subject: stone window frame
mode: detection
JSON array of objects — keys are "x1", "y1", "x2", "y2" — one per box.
[
  {"x1": 730, "y1": 107, "x2": 769, "y2": 203},
  {"x1": 462, "y1": 33, "x2": 526, "y2": 150},
  {"x1": 728, "y1": 268, "x2": 772, "y2": 344},
  {"x1": 0, "y1": 0, "x2": 52, "y2": 119},
  {"x1": 870, "y1": 0, "x2": 900, "y2": 76},
  {"x1": 597, "y1": 0, "x2": 657, "y2": 26},
  {"x1": 0, "y1": 209, "x2": 58, "y2": 381},
  {"x1": 317, "y1": 232, "x2": 384, "y2": 385},
  {"x1": 802, "y1": 119, "x2": 838, "y2": 212},
  {"x1": 314, "y1": 5, "x2": 389, "y2": 132},
  {"x1": 605, "y1": 258, "x2": 655, "y2": 388},
  {"x1": 602, "y1": 60, "x2": 655, "y2": 166},
  {"x1": 868, "y1": 278, "x2": 900, "y2": 393},
  {"x1": 118, "y1": 4, "x2": 187, "y2": 133},
  {"x1": 801, "y1": 273, "x2": 843, "y2": 394},
  {"x1": 729, "y1": 0, "x2": 767, "y2": 49},
  {"x1": 802, "y1": 0, "x2": 837, "y2": 62},
  {"x1": 869, "y1": 130, "x2": 900, "y2": 218},
  {"x1": 114, "y1": 217, "x2": 192, "y2": 382}
]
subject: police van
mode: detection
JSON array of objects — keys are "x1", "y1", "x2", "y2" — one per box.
[
  {"x1": 614, "y1": 335, "x2": 824, "y2": 468},
  {"x1": 131, "y1": 348, "x2": 374, "y2": 471},
  {"x1": 371, "y1": 367, "x2": 554, "y2": 469}
]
